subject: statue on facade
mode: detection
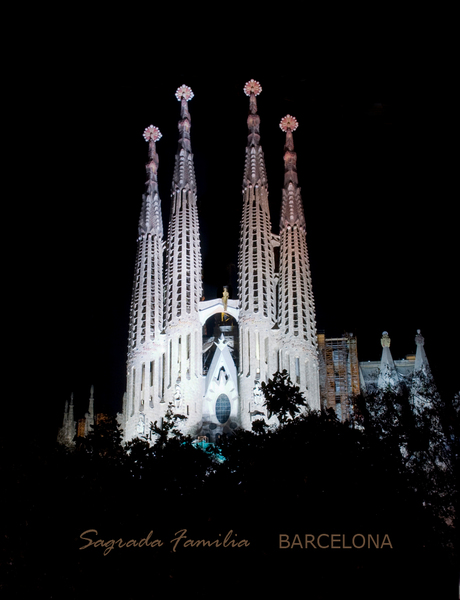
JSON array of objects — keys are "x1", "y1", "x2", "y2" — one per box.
[
  {"x1": 222, "y1": 286, "x2": 229, "y2": 309},
  {"x1": 137, "y1": 414, "x2": 145, "y2": 435},
  {"x1": 381, "y1": 331, "x2": 391, "y2": 347},
  {"x1": 253, "y1": 379, "x2": 264, "y2": 406},
  {"x1": 415, "y1": 329, "x2": 424, "y2": 346},
  {"x1": 174, "y1": 381, "x2": 183, "y2": 409}
]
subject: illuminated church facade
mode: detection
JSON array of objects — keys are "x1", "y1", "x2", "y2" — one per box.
[
  {"x1": 119, "y1": 80, "x2": 320, "y2": 442},
  {"x1": 58, "y1": 81, "x2": 432, "y2": 446}
]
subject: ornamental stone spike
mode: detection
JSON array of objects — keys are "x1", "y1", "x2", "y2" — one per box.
[
  {"x1": 126, "y1": 122, "x2": 165, "y2": 420},
  {"x1": 378, "y1": 331, "x2": 398, "y2": 389},
  {"x1": 279, "y1": 114, "x2": 305, "y2": 231},
  {"x1": 414, "y1": 329, "x2": 430, "y2": 374},
  {"x1": 244, "y1": 78, "x2": 262, "y2": 118},
  {"x1": 172, "y1": 85, "x2": 196, "y2": 191},
  {"x1": 163, "y1": 83, "x2": 203, "y2": 434},
  {"x1": 277, "y1": 113, "x2": 319, "y2": 408},
  {"x1": 124, "y1": 120, "x2": 168, "y2": 441},
  {"x1": 139, "y1": 125, "x2": 163, "y2": 238},
  {"x1": 238, "y1": 79, "x2": 279, "y2": 428},
  {"x1": 243, "y1": 79, "x2": 267, "y2": 187}
]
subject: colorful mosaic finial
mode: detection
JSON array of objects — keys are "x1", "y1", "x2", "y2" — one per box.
[
  {"x1": 175, "y1": 85, "x2": 194, "y2": 101},
  {"x1": 143, "y1": 125, "x2": 162, "y2": 143},
  {"x1": 244, "y1": 79, "x2": 262, "y2": 96},
  {"x1": 279, "y1": 115, "x2": 298, "y2": 132}
]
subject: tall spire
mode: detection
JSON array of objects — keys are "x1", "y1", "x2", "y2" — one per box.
[
  {"x1": 84, "y1": 385, "x2": 95, "y2": 436},
  {"x1": 128, "y1": 125, "x2": 165, "y2": 352},
  {"x1": 277, "y1": 114, "x2": 319, "y2": 409},
  {"x1": 279, "y1": 115, "x2": 306, "y2": 230},
  {"x1": 172, "y1": 85, "x2": 197, "y2": 194},
  {"x1": 57, "y1": 393, "x2": 76, "y2": 447},
  {"x1": 242, "y1": 79, "x2": 268, "y2": 187},
  {"x1": 238, "y1": 79, "x2": 275, "y2": 321},
  {"x1": 278, "y1": 115, "x2": 316, "y2": 344},
  {"x1": 138, "y1": 125, "x2": 163, "y2": 237},
  {"x1": 163, "y1": 85, "x2": 203, "y2": 433},
  {"x1": 124, "y1": 124, "x2": 167, "y2": 441},
  {"x1": 166, "y1": 85, "x2": 202, "y2": 323},
  {"x1": 238, "y1": 79, "x2": 277, "y2": 429}
]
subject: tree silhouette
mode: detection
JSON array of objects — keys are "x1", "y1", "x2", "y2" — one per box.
[
  {"x1": 149, "y1": 401, "x2": 189, "y2": 448},
  {"x1": 354, "y1": 378, "x2": 459, "y2": 553},
  {"x1": 260, "y1": 369, "x2": 308, "y2": 426},
  {"x1": 81, "y1": 414, "x2": 125, "y2": 461}
]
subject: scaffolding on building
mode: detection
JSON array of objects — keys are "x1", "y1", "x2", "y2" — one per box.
[{"x1": 318, "y1": 334, "x2": 360, "y2": 422}]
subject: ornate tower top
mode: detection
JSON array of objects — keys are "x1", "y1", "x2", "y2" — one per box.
[
  {"x1": 167, "y1": 83, "x2": 202, "y2": 322},
  {"x1": 176, "y1": 85, "x2": 193, "y2": 143},
  {"x1": 175, "y1": 84, "x2": 194, "y2": 102},
  {"x1": 243, "y1": 78, "x2": 262, "y2": 96},
  {"x1": 244, "y1": 78, "x2": 262, "y2": 115},
  {"x1": 243, "y1": 79, "x2": 267, "y2": 185},
  {"x1": 280, "y1": 114, "x2": 299, "y2": 133},
  {"x1": 244, "y1": 79, "x2": 261, "y2": 133},
  {"x1": 279, "y1": 115, "x2": 305, "y2": 230},
  {"x1": 138, "y1": 125, "x2": 163, "y2": 238},
  {"x1": 143, "y1": 124, "x2": 162, "y2": 143},
  {"x1": 172, "y1": 85, "x2": 196, "y2": 191}
]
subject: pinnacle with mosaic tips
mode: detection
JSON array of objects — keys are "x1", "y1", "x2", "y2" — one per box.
[
  {"x1": 280, "y1": 114, "x2": 298, "y2": 132},
  {"x1": 244, "y1": 79, "x2": 262, "y2": 96},
  {"x1": 143, "y1": 125, "x2": 162, "y2": 142},
  {"x1": 175, "y1": 85, "x2": 194, "y2": 101}
]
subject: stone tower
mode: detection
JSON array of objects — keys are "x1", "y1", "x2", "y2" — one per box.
[
  {"x1": 122, "y1": 85, "x2": 203, "y2": 442},
  {"x1": 57, "y1": 393, "x2": 76, "y2": 447},
  {"x1": 163, "y1": 85, "x2": 203, "y2": 433},
  {"x1": 277, "y1": 114, "x2": 320, "y2": 410},
  {"x1": 123, "y1": 123, "x2": 166, "y2": 441},
  {"x1": 237, "y1": 80, "x2": 279, "y2": 429}
]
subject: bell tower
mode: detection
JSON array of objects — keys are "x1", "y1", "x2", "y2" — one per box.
[
  {"x1": 237, "y1": 80, "x2": 279, "y2": 429},
  {"x1": 163, "y1": 85, "x2": 203, "y2": 433},
  {"x1": 277, "y1": 114, "x2": 320, "y2": 409},
  {"x1": 123, "y1": 124, "x2": 166, "y2": 441}
]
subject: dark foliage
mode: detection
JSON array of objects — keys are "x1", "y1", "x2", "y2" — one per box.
[
  {"x1": 260, "y1": 369, "x2": 308, "y2": 425},
  {"x1": 2, "y1": 382, "x2": 459, "y2": 598}
]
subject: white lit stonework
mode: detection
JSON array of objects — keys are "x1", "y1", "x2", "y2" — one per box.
[
  {"x1": 120, "y1": 82, "x2": 321, "y2": 443},
  {"x1": 58, "y1": 82, "x2": 434, "y2": 445},
  {"x1": 277, "y1": 115, "x2": 320, "y2": 411}
]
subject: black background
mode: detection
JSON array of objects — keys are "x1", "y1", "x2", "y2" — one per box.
[{"x1": 4, "y1": 13, "x2": 457, "y2": 598}]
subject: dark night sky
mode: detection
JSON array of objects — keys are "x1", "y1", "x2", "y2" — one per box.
[{"x1": 18, "y1": 35, "x2": 455, "y2": 440}]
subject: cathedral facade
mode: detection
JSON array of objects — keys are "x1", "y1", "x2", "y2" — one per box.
[
  {"x1": 121, "y1": 81, "x2": 319, "y2": 443},
  {"x1": 58, "y1": 81, "x2": 433, "y2": 446}
]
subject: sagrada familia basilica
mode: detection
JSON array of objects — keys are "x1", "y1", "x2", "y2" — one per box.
[{"x1": 58, "y1": 81, "x2": 432, "y2": 446}]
